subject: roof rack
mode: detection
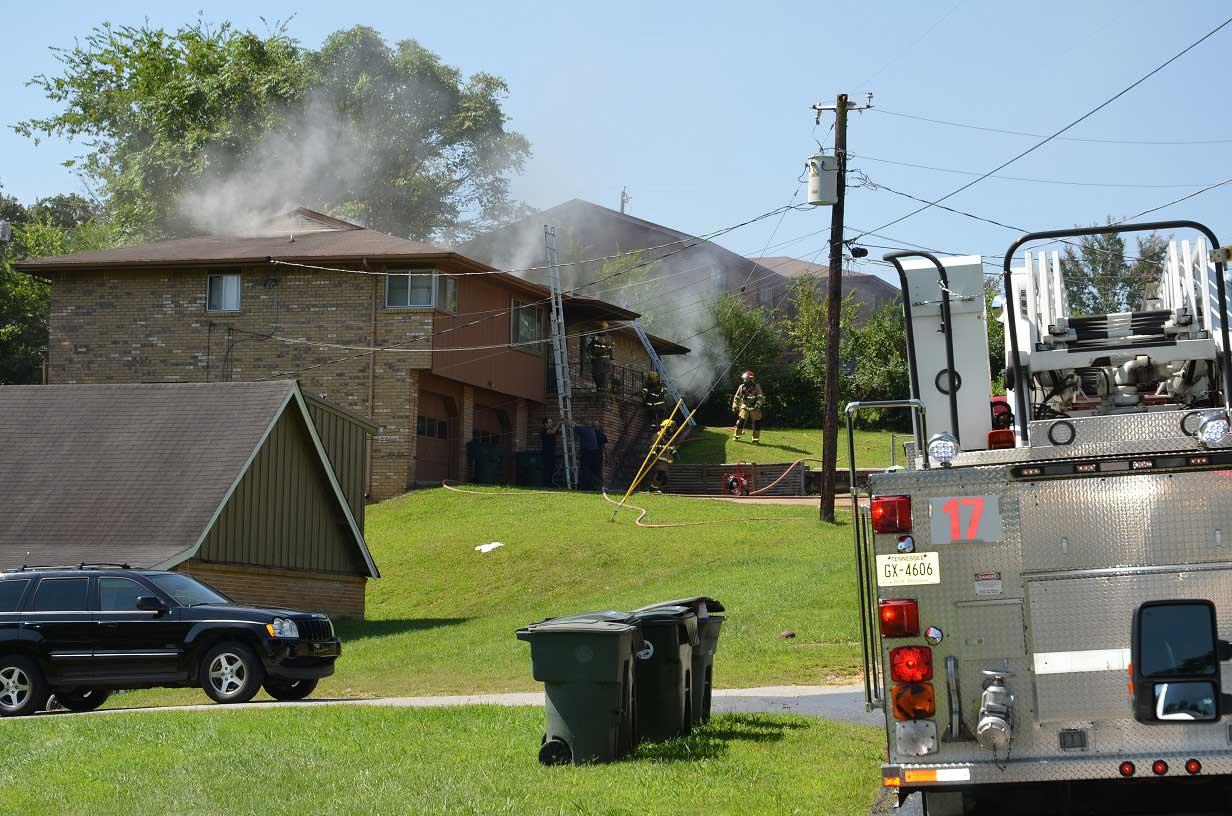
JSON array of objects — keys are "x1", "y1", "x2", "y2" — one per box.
[{"x1": 17, "y1": 562, "x2": 131, "y2": 572}]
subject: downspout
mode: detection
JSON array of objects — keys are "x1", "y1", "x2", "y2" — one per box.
[{"x1": 365, "y1": 258, "x2": 377, "y2": 498}]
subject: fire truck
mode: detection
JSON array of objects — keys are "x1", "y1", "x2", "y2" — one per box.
[{"x1": 847, "y1": 221, "x2": 1232, "y2": 815}]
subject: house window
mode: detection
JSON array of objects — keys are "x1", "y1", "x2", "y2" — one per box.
[
  {"x1": 437, "y1": 275, "x2": 458, "y2": 313},
  {"x1": 512, "y1": 300, "x2": 544, "y2": 348},
  {"x1": 386, "y1": 270, "x2": 436, "y2": 308},
  {"x1": 207, "y1": 273, "x2": 241, "y2": 312},
  {"x1": 417, "y1": 415, "x2": 449, "y2": 439}
]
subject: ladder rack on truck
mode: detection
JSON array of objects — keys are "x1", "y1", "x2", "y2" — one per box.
[{"x1": 849, "y1": 220, "x2": 1232, "y2": 815}]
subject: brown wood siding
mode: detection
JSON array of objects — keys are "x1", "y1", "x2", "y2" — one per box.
[
  {"x1": 198, "y1": 408, "x2": 367, "y2": 575},
  {"x1": 431, "y1": 275, "x2": 546, "y2": 401},
  {"x1": 305, "y1": 400, "x2": 369, "y2": 529},
  {"x1": 178, "y1": 561, "x2": 365, "y2": 619}
]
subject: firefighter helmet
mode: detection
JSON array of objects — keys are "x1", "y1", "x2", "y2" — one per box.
[
  {"x1": 742, "y1": 370, "x2": 755, "y2": 382},
  {"x1": 647, "y1": 371, "x2": 659, "y2": 382}
]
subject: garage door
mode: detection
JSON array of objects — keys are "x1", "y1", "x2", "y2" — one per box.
[{"x1": 417, "y1": 391, "x2": 455, "y2": 483}]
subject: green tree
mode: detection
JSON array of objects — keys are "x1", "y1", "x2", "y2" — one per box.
[
  {"x1": 1059, "y1": 223, "x2": 1168, "y2": 315},
  {"x1": 0, "y1": 192, "x2": 116, "y2": 383},
  {"x1": 18, "y1": 22, "x2": 530, "y2": 243}
]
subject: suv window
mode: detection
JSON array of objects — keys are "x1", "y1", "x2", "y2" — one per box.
[
  {"x1": 147, "y1": 574, "x2": 230, "y2": 607},
  {"x1": 31, "y1": 578, "x2": 89, "y2": 612},
  {"x1": 0, "y1": 580, "x2": 29, "y2": 612},
  {"x1": 98, "y1": 577, "x2": 149, "y2": 611}
]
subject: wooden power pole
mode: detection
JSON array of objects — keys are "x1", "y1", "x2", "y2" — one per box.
[{"x1": 814, "y1": 92, "x2": 870, "y2": 522}]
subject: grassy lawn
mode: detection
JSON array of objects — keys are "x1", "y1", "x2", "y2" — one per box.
[
  {"x1": 675, "y1": 426, "x2": 899, "y2": 468},
  {"x1": 1, "y1": 706, "x2": 882, "y2": 816},
  {"x1": 109, "y1": 487, "x2": 860, "y2": 708}
]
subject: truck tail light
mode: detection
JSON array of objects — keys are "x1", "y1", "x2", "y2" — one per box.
[
  {"x1": 1186, "y1": 758, "x2": 1202, "y2": 775},
  {"x1": 987, "y1": 429, "x2": 1015, "y2": 449},
  {"x1": 890, "y1": 646, "x2": 933, "y2": 682},
  {"x1": 891, "y1": 683, "x2": 935, "y2": 720},
  {"x1": 879, "y1": 599, "x2": 920, "y2": 638},
  {"x1": 871, "y1": 495, "x2": 912, "y2": 533}
]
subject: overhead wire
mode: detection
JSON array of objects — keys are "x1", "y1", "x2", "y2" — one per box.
[{"x1": 853, "y1": 14, "x2": 1232, "y2": 240}]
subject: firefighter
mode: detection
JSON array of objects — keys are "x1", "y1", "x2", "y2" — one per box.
[
  {"x1": 586, "y1": 322, "x2": 614, "y2": 395},
  {"x1": 648, "y1": 418, "x2": 678, "y2": 491},
  {"x1": 640, "y1": 370, "x2": 668, "y2": 429},
  {"x1": 731, "y1": 370, "x2": 765, "y2": 443}
]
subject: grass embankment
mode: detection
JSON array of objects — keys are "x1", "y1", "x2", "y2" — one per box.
[
  {"x1": 1, "y1": 707, "x2": 882, "y2": 816},
  {"x1": 676, "y1": 426, "x2": 897, "y2": 468},
  {"x1": 110, "y1": 487, "x2": 860, "y2": 708}
]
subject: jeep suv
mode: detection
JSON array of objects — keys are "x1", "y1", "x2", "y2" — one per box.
[{"x1": 0, "y1": 565, "x2": 342, "y2": 716}]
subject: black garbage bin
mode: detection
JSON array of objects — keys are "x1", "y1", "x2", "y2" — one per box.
[
  {"x1": 628, "y1": 605, "x2": 699, "y2": 741},
  {"x1": 516, "y1": 615, "x2": 641, "y2": 764},
  {"x1": 635, "y1": 597, "x2": 725, "y2": 723},
  {"x1": 515, "y1": 450, "x2": 543, "y2": 487}
]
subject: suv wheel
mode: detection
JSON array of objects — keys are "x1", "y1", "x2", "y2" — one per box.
[
  {"x1": 263, "y1": 678, "x2": 318, "y2": 701},
  {"x1": 56, "y1": 688, "x2": 112, "y2": 713},
  {"x1": 0, "y1": 655, "x2": 49, "y2": 717},
  {"x1": 201, "y1": 642, "x2": 265, "y2": 704}
]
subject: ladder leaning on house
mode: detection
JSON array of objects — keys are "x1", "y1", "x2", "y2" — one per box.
[
  {"x1": 630, "y1": 319, "x2": 695, "y2": 427},
  {"x1": 544, "y1": 225, "x2": 578, "y2": 489}
]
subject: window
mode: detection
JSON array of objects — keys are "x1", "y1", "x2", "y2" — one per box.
[
  {"x1": 32, "y1": 578, "x2": 88, "y2": 612},
  {"x1": 438, "y1": 275, "x2": 458, "y2": 313},
  {"x1": 473, "y1": 430, "x2": 501, "y2": 446},
  {"x1": 512, "y1": 300, "x2": 544, "y2": 348},
  {"x1": 417, "y1": 416, "x2": 449, "y2": 439},
  {"x1": 386, "y1": 271, "x2": 436, "y2": 308},
  {"x1": 148, "y1": 574, "x2": 231, "y2": 607},
  {"x1": 98, "y1": 577, "x2": 149, "y2": 611},
  {"x1": 0, "y1": 580, "x2": 29, "y2": 613},
  {"x1": 207, "y1": 273, "x2": 241, "y2": 312}
]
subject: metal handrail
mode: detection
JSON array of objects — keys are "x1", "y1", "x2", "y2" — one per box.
[
  {"x1": 1001, "y1": 220, "x2": 1230, "y2": 444},
  {"x1": 845, "y1": 398, "x2": 927, "y2": 707}
]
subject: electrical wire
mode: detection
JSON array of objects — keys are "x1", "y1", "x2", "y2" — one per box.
[
  {"x1": 849, "y1": 152, "x2": 1217, "y2": 189},
  {"x1": 854, "y1": 14, "x2": 1232, "y2": 240},
  {"x1": 854, "y1": 0, "x2": 966, "y2": 89},
  {"x1": 873, "y1": 107, "x2": 1232, "y2": 146}
]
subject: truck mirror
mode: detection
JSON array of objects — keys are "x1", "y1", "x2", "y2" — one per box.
[{"x1": 1131, "y1": 600, "x2": 1222, "y2": 723}]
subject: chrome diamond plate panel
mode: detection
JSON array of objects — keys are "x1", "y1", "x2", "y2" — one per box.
[{"x1": 1029, "y1": 409, "x2": 1230, "y2": 449}]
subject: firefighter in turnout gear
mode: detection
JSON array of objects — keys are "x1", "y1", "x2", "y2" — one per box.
[
  {"x1": 732, "y1": 370, "x2": 765, "y2": 443},
  {"x1": 648, "y1": 418, "x2": 678, "y2": 491},
  {"x1": 586, "y1": 323, "x2": 615, "y2": 395},
  {"x1": 641, "y1": 371, "x2": 668, "y2": 429}
]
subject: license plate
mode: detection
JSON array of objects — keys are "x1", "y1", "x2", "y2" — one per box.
[{"x1": 876, "y1": 552, "x2": 941, "y2": 586}]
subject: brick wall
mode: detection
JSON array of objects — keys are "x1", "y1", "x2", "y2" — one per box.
[
  {"x1": 44, "y1": 264, "x2": 434, "y2": 500},
  {"x1": 176, "y1": 560, "x2": 366, "y2": 619}
]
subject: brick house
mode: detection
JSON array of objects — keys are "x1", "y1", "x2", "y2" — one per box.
[{"x1": 16, "y1": 208, "x2": 688, "y2": 499}]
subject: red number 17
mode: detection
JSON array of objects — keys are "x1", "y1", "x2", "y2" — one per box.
[{"x1": 941, "y1": 497, "x2": 984, "y2": 541}]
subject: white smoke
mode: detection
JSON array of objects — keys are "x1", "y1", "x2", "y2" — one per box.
[{"x1": 178, "y1": 96, "x2": 372, "y2": 236}]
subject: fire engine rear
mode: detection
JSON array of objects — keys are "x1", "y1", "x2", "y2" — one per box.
[{"x1": 848, "y1": 221, "x2": 1232, "y2": 815}]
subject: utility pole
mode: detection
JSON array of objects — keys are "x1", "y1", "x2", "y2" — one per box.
[
  {"x1": 620, "y1": 187, "x2": 631, "y2": 214},
  {"x1": 813, "y1": 92, "x2": 871, "y2": 522}
]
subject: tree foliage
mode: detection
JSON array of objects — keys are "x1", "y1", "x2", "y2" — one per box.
[
  {"x1": 18, "y1": 22, "x2": 530, "y2": 242},
  {"x1": 1059, "y1": 224, "x2": 1168, "y2": 316},
  {"x1": 0, "y1": 193, "x2": 116, "y2": 384}
]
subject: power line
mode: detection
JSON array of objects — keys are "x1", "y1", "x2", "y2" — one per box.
[
  {"x1": 855, "y1": 14, "x2": 1232, "y2": 239},
  {"x1": 873, "y1": 107, "x2": 1232, "y2": 145},
  {"x1": 855, "y1": 0, "x2": 966, "y2": 89},
  {"x1": 850, "y1": 152, "x2": 1217, "y2": 189}
]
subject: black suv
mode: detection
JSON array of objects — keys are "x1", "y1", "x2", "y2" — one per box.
[{"x1": 0, "y1": 565, "x2": 341, "y2": 716}]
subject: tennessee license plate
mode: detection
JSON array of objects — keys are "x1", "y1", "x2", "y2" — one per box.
[{"x1": 876, "y1": 552, "x2": 941, "y2": 586}]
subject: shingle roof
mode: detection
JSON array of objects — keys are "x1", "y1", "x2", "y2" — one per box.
[{"x1": 0, "y1": 381, "x2": 374, "y2": 574}]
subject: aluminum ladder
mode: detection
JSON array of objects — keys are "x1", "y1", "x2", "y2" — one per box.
[
  {"x1": 630, "y1": 319, "x2": 695, "y2": 426},
  {"x1": 544, "y1": 225, "x2": 577, "y2": 488}
]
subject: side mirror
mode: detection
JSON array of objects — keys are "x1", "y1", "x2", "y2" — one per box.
[
  {"x1": 136, "y1": 595, "x2": 170, "y2": 615},
  {"x1": 1131, "y1": 600, "x2": 1226, "y2": 723}
]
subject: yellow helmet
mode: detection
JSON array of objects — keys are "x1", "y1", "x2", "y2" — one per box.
[
  {"x1": 599, "y1": 321, "x2": 609, "y2": 330},
  {"x1": 660, "y1": 418, "x2": 676, "y2": 430},
  {"x1": 647, "y1": 371, "x2": 659, "y2": 382}
]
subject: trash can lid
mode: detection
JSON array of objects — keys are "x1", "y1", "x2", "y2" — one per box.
[
  {"x1": 519, "y1": 620, "x2": 637, "y2": 636},
  {"x1": 536, "y1": 610, "x2": 637, "y2": 625},
  {"x1": 628, "y1": 604, "x2": 695, "y2": 624},
  {"x1": 633, "y1": 596, "x2": 725, "y2": 617}
]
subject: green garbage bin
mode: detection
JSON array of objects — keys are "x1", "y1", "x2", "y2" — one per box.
[
  {"x1": 628, "y1": 605, "x2": 699, "y2": 741},
  {"x1": 516, "y1": 616, "x2": 641, "y2": 764},
  {"x1": 515, "y1": 450, "x2": 543, "y2": 486},
  {"x1": 635, "y1": 597, "x2": 725, "y2": 724}
]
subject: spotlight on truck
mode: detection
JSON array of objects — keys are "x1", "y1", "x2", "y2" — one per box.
[
  {"x1": 926, "y1": 432, "x2": 959, "y2": 466},
  {"x1": 1197, "y1": 412, "x2": 1231, "y2": 448}
]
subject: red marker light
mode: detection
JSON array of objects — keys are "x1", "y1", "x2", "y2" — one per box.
[
  {"x1": 891, "y1": 682, "x2": 936, "y2": 720},
  {"x1": 871, "y1": 496, "x2": 912, "y2": 533},
  {"x1": 1186, "y1": 759, "x2": 1202, "y2": 775},
  {"x1": 1152, "y1": 760, "x2": 1168, "y2": 776},
  {"x1": 1118, "y1": 761, "x2": 1135, "y2": 778},
  {"x1": 890, "y1": 646, "x2": 933, "y2": 683},
  {"x1": 987, "y1": 429, "x2": 1015, "y2": 450},
  {"x1": 878, "y1": 599, "x2": 920, "y2": 638}
]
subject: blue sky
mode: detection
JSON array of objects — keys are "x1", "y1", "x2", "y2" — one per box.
[{"x1": 2, "y1": 0, "x2": 1231, "y2": 281}]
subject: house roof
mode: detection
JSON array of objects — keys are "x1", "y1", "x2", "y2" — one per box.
[
  {"x1": 0, "y1": 381, "x2": 377, "y2": 576},
  {"x1": 749, "y1": 256, "x2": 901, "y2": 296}
]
